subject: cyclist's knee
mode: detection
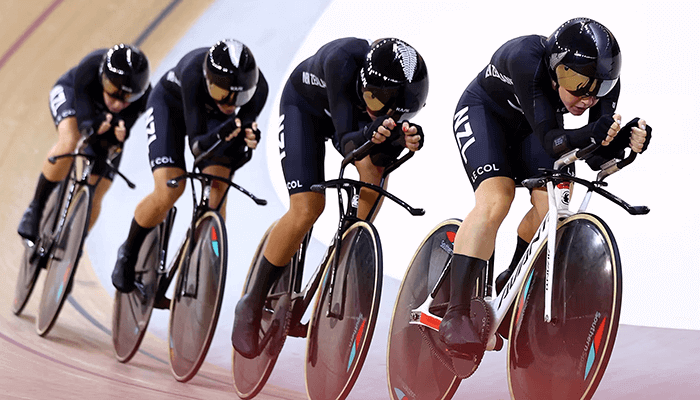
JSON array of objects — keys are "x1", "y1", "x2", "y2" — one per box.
[
  {"x1": 530, "y1": 188, "x2": 549, "y2": 219},
  {"x1": 288, "y1": 192, "x2": 325, "y2": 227},
  {"x1": 54, "y1": 118, "x2": 81, "y2": 151},
  {"x1": 151, "y1": 167, "x2": 186, "y2": 207},
  {"x1": 153, "y1": 184, "x2": 183, "y2": 208},
  {"x1": 473, "y1": 183, "x2": 515, "y2": 224}
]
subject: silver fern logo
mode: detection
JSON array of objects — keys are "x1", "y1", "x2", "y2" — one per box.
[
  {"x1": 394, "y1": 41, "x2": 417, "y2": 82},
  {"x1": 224, "y1": 39, "x2": 243, "y2": 67}
]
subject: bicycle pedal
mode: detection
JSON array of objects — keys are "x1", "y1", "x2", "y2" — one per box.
[
  {"x1": 288, "y1": 322, "x2": 308, "y2": 338},
  {"x1": 153, "y1": 295, "x2": 171, "y2": 310},
  {"x1": 450, "y1": 351, "x2": 481, "y2": 379},
  {"x1": 490, "y1": 333, "x2": 504, "y2": 352}
]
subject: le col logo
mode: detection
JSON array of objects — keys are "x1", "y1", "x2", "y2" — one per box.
[
  {"x1": 287, "y1": 180, "x2": 302, "y2": 190},
  {"x1": 471, "y1": 163, "x2": 500, "y2": 181},
  {"x1": 151, "y1": 156, "x2": 175, "y2": 168}
]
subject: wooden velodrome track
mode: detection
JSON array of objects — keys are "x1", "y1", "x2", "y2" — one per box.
[
  {"x1": 0, "y1": 1, "x2": 304, "y2": 398},
  {"x1": 2, "y1": 1, "x2": 700, "y2": 400}
]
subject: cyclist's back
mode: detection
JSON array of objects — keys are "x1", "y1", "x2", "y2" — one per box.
[{"x1": 17, "y1": 44, "x2": 151, "y2": 242}]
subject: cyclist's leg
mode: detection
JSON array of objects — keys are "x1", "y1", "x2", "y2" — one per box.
[
  {"x1": 87, "y1": 175, "x2": 111, "y2": 231},
  {"x1": 441, "y1": 177, "x2": 513, "y2": 356},
  {"x1": 233, "y1": 91, "x2": 327, "y2": 356},
  {"x1": 495, "y1": 189, "x2": 547, "y2": 293},
  {"x1": 442, "y1": 93, "x2": 516, "y2": 355},
  {"x1": 113, "y1": 92, "x2": 187, "y2": 292},
  {"x1": 43, "y1": 106, "x2": 80, "y2": 182},
  {"x1": 264, "y1": 90, "x2": 328, "y2": 267},
  {"x1": 354, "y1": 155, "x2": 387, "y2": 222},
  {"x1": 494, "y1": 130, "x2": 573, "y2": 292},
  {"x1": 266, "y1": 191, "x2": 325, "y2": 265},
  {"x1": 18, "y1": 115, "x2": 80, "y2": 240},
  {"x1": 232, "y1": 191, "x2": 324, "y2": 358},
  {"x1": 112, "y1": 166, "x2": 185, "y2": 292}
]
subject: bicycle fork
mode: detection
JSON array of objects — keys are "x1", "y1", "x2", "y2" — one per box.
[{"x1": 324, "y1": 190, "x2": 360, "y2": 321}]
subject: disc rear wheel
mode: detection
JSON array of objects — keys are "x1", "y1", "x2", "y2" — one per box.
[
  {"x1": 112, "y1": 225, "x2": 162, "y2": 362},
  {"x1": 232, "y1": 220, "x2": 293, "y2": 399},
  {"x1": 12, "y1": 182, "x2": 64, "y2": 316},
  {"x1": 386, "y1": 219, "x2": 462, "y2": 400}
]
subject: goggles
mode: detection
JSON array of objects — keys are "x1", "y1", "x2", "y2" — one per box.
[
  {"x1": 362, "y1": 85, "x2": 399, "y2": 114},
  {"x1": 101, "y1": 74, "x2": 145, "y2": 103},
  {"x1": 205, "y1": 77, "x2": 255, "y2": 107},
  {"x1": 555, "y1": 64, "x2": 618, "y2": 98}
]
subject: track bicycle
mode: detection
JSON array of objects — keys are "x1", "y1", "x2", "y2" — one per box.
[
  {"x1": 386, "y1": 144, "x2": 650, "y2": 400},
  {"x1": 232, "y1": 139, "x2": 424, "y2": 400},
  {"x1": 12, "y1": 135, "x2": 135, "y2": 338},
  {"x1": 111, "y1": 136, "x2": 266, "y2": 383}
]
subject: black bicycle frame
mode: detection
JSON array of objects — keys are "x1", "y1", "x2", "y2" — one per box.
[
  {"x1": 311, "y1": 142, "x2": 424, "y2": 320},
  {"x1": 166, "y1": 138, "x2": 265, "y2": 299}
]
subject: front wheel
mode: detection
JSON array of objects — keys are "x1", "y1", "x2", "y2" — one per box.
[
  {"x1": 112, "y1": 224, "x2": 162, "y2": 363},
  {"x1": 508, "y1": 213, "x2": 622, "y2": 400},
  {"x1": 305, "y1": 221, "x2": 382, "y2": 400},
  {"x1": 36, "y1": 184, "x2": 92, "y2": 337},
  {"x1": 386, "y1": 219, "x2": 462, "y2": 400},
  {"x1": 168, "y1": 210, "x2": 227, "y2": 382}
]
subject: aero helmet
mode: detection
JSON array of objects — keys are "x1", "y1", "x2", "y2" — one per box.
[
  {"x1": 359, "y1": 38, "x2": 429, "y2": 120},
  {"x1": 100, "y1": 44, "x2": 150, "y2": 102},
  {"x1": 545, "y1": 18, "x2": 621, "y2": 98},
  {"x1": 203, "y1": 39, "x2": 259, "y2": 106}
]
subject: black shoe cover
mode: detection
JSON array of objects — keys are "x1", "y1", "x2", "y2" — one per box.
[{"x1": 111, "y1": 244, "x2": 136, "y2": 293}]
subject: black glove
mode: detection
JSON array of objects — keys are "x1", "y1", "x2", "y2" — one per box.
[
  {"x1": 216, "y1": 118, "x2": 237, "y2": 141},
  {"x1": 566, "y1": 113, "x2": 615, "y2": 150},
  {"x1": 401, "y1": 121, "x2": 424, "y2": 151},
  {"x1": 368, "y1": 119, "x2": 407, "y2": 167},
  {"x1": 362, "y1": 115, "x2": 394, "y2": 141},
  {"x1": 590, "y1": 114, "x2": 617, "y2": 146},
  {"x1": 626, "y1": 118, "x2": 652, "y2": 153},
  {"x1": 586, "y1": 118, "x2": 652, "y2": 170},
  {"x1": 241, "y1": 121, "x2": 261, "y2": 144}
]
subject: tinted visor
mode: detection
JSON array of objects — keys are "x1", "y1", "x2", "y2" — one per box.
[
  {"x1": 555, "y1": 64, "x2": 618, "y2": 98},
  {"x1": 206, "y1": 78, "x2": 255, "y2": 106},
  {"x1": 362, "y1": 85, "x2": 399, "y2": 111},
  {"x1": 101, "y1": 74, "x2": 146, "y2": 103}
]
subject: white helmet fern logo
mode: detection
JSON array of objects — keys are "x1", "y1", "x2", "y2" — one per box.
[
  {"x1": 394, "y1": 41, "x2": 417, "y2": 83},
  {"x1": 222, "y1": 39, "x2": 244, "y2": 68}
]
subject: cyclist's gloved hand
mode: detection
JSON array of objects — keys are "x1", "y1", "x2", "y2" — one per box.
[
  {"x1": 241, "y1": 121, "x2": 261, "y2": 149},
  {"x1": 363, "y1": 115, "x2": 397, "y2": 144},
  {"x1": 399, "y1": 121, "x2": 424, "y2": 151},
  {"x1": 368, "y1": 119, "x2": 405, "y2": 167},
  {"x1": 627, "y1": 118, "x2": 652, "y2": 154},
  {"x1": 114, "y1": 119, "x2": 127, "y2": 143},
  {"x1": 590, "y1": 114, "x2": 619, "y2": 146},
  {"x1": 191, "y1": 119, "x2": 233, "y2": 158},
  {"x1": 586, "y1": 118, "x2": 652, "y2": 170},
  {"x1": 217, "y1": 118, "x2": 238, "y2": 141}
]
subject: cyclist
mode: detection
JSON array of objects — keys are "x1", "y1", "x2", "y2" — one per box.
[
  {"x1": 111, "y1": 39, "x2": 269, "y2": 293},
  {"x1": 231, "y1": 37, "x2": 429, "y2": 358},
  {"x1": 441, "y1": 18, "x2": 652, "y2": 357},
  {"x1": 17, "y1": 44, "x2": 151, "y2": 242}
]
